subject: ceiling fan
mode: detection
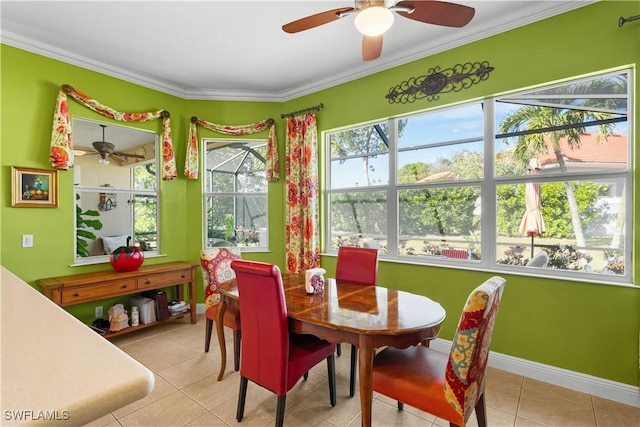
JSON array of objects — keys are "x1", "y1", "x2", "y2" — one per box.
[
  {"x1": 282, "y1": 0, "x2": 475, "y2": 61},
  {"x1": 77, "y1": 124, "x2": 146, "y2": 165}
]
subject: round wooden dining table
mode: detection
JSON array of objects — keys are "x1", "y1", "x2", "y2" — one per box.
[{"x1": 216, "y1": 273, "x2": 446, "y2": 427}]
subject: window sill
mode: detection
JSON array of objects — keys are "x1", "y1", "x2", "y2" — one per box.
[{"x1": 321, "y1": 252, "x2": 637, "y2": 288}]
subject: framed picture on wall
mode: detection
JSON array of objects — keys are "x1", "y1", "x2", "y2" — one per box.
[{"x1": 12, "y1": 167, "x2": 58, "y2": 208}]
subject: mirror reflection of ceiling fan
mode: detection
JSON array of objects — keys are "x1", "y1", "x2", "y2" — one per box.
[
  {"x1": 282, "y1": 0, "x2": 475, "y2": 61},
  {"x1": 76, "y1": 124, "x2": 146, "y2": 165}
]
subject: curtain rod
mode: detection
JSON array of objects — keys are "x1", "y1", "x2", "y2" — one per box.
[
  {"x1": 281, "y1": 103, "x2": 324, "y2": 119},
  {"x1": 619, "y1": 14, "x2": 640, "y2": 27}
]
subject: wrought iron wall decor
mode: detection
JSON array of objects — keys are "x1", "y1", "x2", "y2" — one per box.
[{"x1": 385, "y1": 61, "x2": 494, "y2": 104}]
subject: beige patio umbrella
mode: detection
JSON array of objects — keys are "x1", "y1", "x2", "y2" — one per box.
[{"x1": 519, "y1": 158, "x2": 546, "y2": 258}]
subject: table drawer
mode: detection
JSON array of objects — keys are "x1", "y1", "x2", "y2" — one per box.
[
  {"x1": 137, "y1": 270, "x2": 190, "y2": 290},
  {"x1": 61, "y1": 278, "x2": 136, "y2": 305}
]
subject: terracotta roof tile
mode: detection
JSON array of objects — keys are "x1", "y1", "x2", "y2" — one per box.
[{"x1": 537, "y1": 132, "x2": 627, "y2": 167}]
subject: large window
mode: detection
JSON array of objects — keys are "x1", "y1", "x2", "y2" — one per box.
[
  {"x1": 203, "y1": 139, "x2": 268, "y2": 250},
  {"x1": 326, "y1": 70, "x2": 632, "y2": 283}
]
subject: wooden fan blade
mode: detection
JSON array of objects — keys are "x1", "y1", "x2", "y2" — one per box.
[
  {"x1": 112, "y1": 152, "x2": 145, "y2": 159},
  {"x1": 395, "y1": 1, "x2": 475, "y2": 28},
  {"x1": 282, "y1": 7, "x2": 355, "y2": 33},
  {"x1": 362, "y1": 35, "x2": 383, "y2": 61}
]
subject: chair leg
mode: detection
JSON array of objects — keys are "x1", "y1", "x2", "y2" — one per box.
[
  {"x1": 204, "y1": 318, "x2": 213, "y2": 352},
  {"x1": 326, "y1": 354, "x2": 337, "y2": 407},
  {"x1": 236, "y1": 377, "x2": 248, "y2": 422},
  {"x1": 275, "y1": 395, "x2": 287, "y2": 427},
  {"x1": 349, "y1": 344, "x2": 357, "y2": 397},
  {"x1": 475, "y1": 391, "x2": 487, "y2": 427},
  {"x1": 233, "y1": 330, "x2": 241, "y2": 371},
  {"x1": 336, "y1": 343, "x2": 342, "y2": 356}
]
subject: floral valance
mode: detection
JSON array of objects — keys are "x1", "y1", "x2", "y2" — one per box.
[
  {"x1": 185, "y1": 116, "x2": 279, "y2": 181},
  {"x1": 50, "y1": 84, "x2": 177, "y2": 180}
]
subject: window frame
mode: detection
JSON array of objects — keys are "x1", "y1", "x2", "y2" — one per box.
[
  {"x1": 202, "y1": 138, "x2": 270, "y2": 252},
  {"x1": 324, "y1": 69, "x2": 633, "y2": 285}
]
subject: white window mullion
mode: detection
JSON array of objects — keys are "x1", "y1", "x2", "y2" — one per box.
[
  {"x1": 483, "y1": 99, "x2": 496, "y2": 268},
  {"x1": 324, "y1": 132, "x2": 333, "y2": 252},
  {"x1": 387, "y1": 118, "x2": 399, "y2": 257}
]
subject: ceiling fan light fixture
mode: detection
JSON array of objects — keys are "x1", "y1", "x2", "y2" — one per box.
[{"x1": 355, "y1": 6, "x2": 394, "y2": 36}]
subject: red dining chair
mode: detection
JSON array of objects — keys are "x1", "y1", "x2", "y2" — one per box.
[
  {"x1": 371, "y1": 276, "x2": 506, "y2": 427},
  {"x1": 200, "y1": 247, "x2": 242, "y2": 371},
  {"x1": 231, "y1": 260, "x2": 337, "y2": 427},
  {"x1": 335, "y1": 246, "x2": 379, "y2": 397}
]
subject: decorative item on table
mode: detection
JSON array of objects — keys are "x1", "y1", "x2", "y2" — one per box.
[
  {"x1": 110, "y1": 245, "x2": 144, "y2": 272},
  {"x1": 108, "y1": 303, "x2": 129, "y2": 332},
  {"x1": 168, "y1": 300, "x2": 189, "y2": 316},
  {"x1": 305, "y1": 267, "x2": 326, "y2": 294}
]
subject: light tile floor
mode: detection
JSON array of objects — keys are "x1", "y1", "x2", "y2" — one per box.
[{"x1": 89, "y1": 315, "x2": 640, "y2": 427}]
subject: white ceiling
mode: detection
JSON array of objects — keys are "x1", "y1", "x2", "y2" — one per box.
[{"x1": 1, "y1": 0, "x2": 594, "y2": 102}]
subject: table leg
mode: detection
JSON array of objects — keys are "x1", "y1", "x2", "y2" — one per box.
[
  {"x1": 216, "y1": 297, "x2": 228, "y2": 381},
  {"x1": 177, "y1": 282, "x2": 197, "y2": 325},
  {"x1": 358, "y1": 335, "x2": 375, "y2": 427}
]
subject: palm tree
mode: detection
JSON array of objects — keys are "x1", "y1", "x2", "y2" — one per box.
[{"x1": 498, "y1": 77, "x2": 625, "y2": 248}]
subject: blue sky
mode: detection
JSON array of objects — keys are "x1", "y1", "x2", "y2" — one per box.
[{"x1": 330, "y1": 98, "x2": 627, "y2": 188}]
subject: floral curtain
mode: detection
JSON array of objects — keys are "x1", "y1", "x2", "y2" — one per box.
[
  {"x1": 285, "y1": 113, "x2": 320, "y2": 273},
  {"x1": 185, "y1": 117, "x2": 279, "y2": 181},
  {"x1": 50, "y1": 84, "x2": 177, "y2": 180}
]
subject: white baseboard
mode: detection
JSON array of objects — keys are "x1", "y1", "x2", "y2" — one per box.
[
  {"x1": 429, "y1": 338, "x2": 640, "y2": 408},
  {"x1": 196, "y1": 303, "x2": 206, "y2": 315},
  {"x1": 195, "y1": 302, "x2": 639, "y2": 408}
]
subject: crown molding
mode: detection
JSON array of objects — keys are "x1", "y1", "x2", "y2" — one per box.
[{"x1": 1, "y1": 1, "x2": 596, "y2": 102}]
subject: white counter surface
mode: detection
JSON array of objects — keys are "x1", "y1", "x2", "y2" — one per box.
[{"x1": 1, "y1": 267, "x2": 154, "y2": 426}]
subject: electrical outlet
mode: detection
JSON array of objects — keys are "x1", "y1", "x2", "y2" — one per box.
[
  {"x1": 95, "y1": 306, "x2": 103, "y2": 318},
  {"x1": 22, "y1": 234, "x2": 34, "y2": 248}
]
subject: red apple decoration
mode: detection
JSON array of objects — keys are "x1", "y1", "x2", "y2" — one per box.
[{"x1": 110, "y1": 245, "x2": 144, "y2": 272}]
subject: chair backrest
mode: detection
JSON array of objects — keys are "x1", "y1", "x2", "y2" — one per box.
[
  {"x1": 200, "y1": 247, "x2": 242, "y2": 310},
  {"x1": 231, "y1": 260, "x2": 289, "y2": 396},
  {"x1": 444, "y1": 276, "x2": 505, "y2": 424},
  {"x1": 335, "y1": 246, "x2": 379, "y2": 285},
  {"x1": 526, "y1": 251, "x2": 549, "y2": 267}
]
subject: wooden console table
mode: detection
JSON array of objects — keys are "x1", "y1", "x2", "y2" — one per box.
[{"x1": 37, "y1": 261, "x2": 198, "y2": 338}]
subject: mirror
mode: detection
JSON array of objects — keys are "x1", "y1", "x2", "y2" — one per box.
[{"x1": 72, "y1": 118, "x2": 159, "y2": 263}]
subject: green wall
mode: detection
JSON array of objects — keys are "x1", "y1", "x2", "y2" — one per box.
[{"x1": 1, "y1": 1, "x2": 638, "y2": 387}]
